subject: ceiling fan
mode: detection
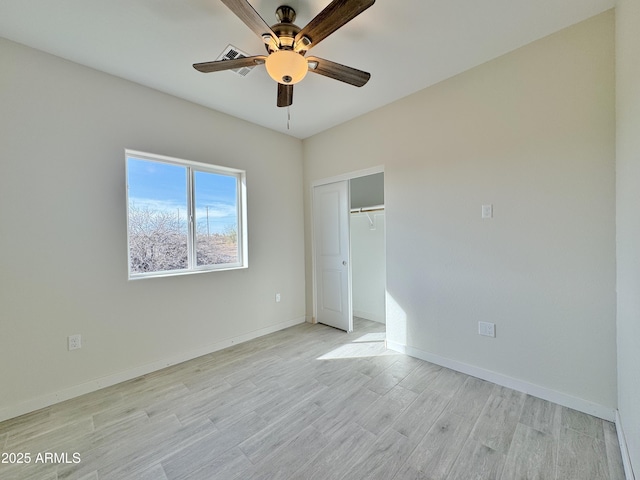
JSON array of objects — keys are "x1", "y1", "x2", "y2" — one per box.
[{"x1": 193, "y1": 0, "x2": 375, "y2": 107}]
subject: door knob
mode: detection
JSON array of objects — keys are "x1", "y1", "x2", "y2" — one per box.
[{"x1": 342, "y1": 260, "x2": 347, "y2": 266}]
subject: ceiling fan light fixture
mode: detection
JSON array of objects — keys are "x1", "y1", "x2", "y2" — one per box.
[
  {"x1": 294, "y1": 35, "x2": 312, "y2": 52},
  {"x1": 265, "y1": 50, "x2": 308, "y2": 84}
]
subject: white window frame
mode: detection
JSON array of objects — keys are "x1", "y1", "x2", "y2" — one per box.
[{"x1": 126, "y1": 149, "x2": 248, "y2": 279}]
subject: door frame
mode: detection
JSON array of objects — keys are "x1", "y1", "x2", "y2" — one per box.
[{"x1": 310, "y1": 165, "x2": 385, "y2": 330}]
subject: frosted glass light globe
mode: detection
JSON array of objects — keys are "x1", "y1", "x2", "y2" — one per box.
[{"x1": 265, "y1": 50, "x2": 308, "y2": 84}]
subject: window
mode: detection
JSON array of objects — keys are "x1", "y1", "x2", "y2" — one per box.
[{"x1": 126, "y1": 150, "x2": 247, "y2": 279}]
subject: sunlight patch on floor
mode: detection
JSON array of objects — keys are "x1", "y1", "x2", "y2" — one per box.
[
  {"x1": 352, "y1": 332, "x2": 386, "y2": 343},
  {"x1": 317, "y1": 338, "x2": 398, "y2": 360}
]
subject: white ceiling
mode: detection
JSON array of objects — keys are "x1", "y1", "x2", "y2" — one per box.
[{"x1": 1, "y1": 0, "x2": 614, "y2": 139}]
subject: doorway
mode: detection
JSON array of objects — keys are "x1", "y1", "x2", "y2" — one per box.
[
  {"x1": 350, "y1": 173, "x2": 386, "y2": 331},
  {"x1": 312, "y1": 169, "x2": 385, "y2": 333}
]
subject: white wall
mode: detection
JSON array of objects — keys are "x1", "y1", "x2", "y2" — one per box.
[
  {"x1": 303, "y1": 12, "x2": 616, "y2": 416},
  {"x1": 0, "y1": 38, "x2": 305, "y2": 421},
  {"x1": 351, "y1": 212, "x2": 386, "y2": 323},
  {"x1": 616, "y1": 0, "x2": 640, "y2": 474}
]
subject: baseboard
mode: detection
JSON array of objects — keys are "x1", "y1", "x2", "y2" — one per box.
[
  {"x1": 353, "y1": 309, "x2": 386, "y2": 324},
  {"x1": 616, "y1": 410, "x2": 637, "y2": 480},
  {"x1": 387, "y1": 340, "x2": 616, "y2": 422},
  {"x1": 0, "y1": 316, "x2": 306, "y2": 423}
]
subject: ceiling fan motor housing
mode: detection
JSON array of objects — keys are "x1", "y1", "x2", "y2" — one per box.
[{"x1": 268, "y1": 6, "x2": 301, "y2": 52}]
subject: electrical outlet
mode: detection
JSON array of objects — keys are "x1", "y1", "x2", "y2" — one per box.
[
  {"x1": 482, "y1": 204, "x2": 493, "y2": 219},
  {"x1": 68, "y1": 334, "x2": 82, "y2": 350},
  {"x1": 478, "y1": 322, "x2": 496, "y2": 337},
  {"x1": 275, "y1": 293, "x2": 281, "y2": 303}
]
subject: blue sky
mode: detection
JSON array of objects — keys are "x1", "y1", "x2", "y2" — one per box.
[{"x1": 127, "y1": 157, "x2": 238, "y2": 234}]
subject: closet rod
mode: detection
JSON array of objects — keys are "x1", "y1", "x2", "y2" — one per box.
[{"x1": 350, "y1": 204, "x2": 385, "y2": 213}]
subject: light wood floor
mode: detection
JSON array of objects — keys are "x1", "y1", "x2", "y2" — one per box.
[{"x1": 0, "y1": 318, "x2": 626, "y2": 480}]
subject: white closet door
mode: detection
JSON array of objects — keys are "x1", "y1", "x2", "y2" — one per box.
[{"x1": 313, "y1": 181, "x2": 352, "y2": 332}]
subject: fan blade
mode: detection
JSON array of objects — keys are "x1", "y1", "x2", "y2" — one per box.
[
  {"x1": 193, "y1": 55, "x2": 266, "y2": 73},
  {"x1": 295, "y1": 0, "x2": 375, "y2": 49},
  {"x1": 277, "y1": 83, "x2": 293, "y2": 107},
  {"x1": 307, "y1": 56, "x2": 370, "y2": 87},
  {"x1": 220, "y1": 0, "x2": 278, "y2": 44}
]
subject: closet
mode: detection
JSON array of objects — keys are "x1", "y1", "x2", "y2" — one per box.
[{"x1": 349, "y1": 173, "x2": 386, "y2": 325}]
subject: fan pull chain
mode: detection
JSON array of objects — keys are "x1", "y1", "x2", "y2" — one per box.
[{"x1": 287, "y1": 106, "x2": 291, "y2": 130}]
